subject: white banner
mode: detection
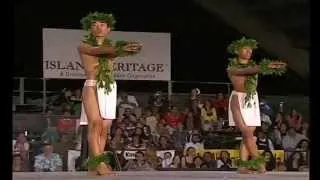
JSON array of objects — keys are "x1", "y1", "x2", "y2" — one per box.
[{"x1": 43, "y1": 28, "x2": 171, "y2": 81}]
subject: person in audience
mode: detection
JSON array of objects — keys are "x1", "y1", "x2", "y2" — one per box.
[
  {"x1": 13, "y1": 133, "x2": 30, "y2": 171},
  {"x1": 256, "y1": 130, "x2": 274, "y2": 151},
  {"x1": 181, "y1": 147, "x2": 196, "y2": 168},
  {"x1": 117, "y1": 92, "x2": 139, "y2": 110},
  {"x1": 124, "y1": 151, "x2": 153, "y2": 171},
  {"x1": 214, "y1": 93, "x2": 228, "y2": 119},
  {"x1": 34, "y1": 143, "x2": 62, "y2": 172},
  {"x1": 202, "y1": 151, "x2": 217, "y2": 169},
  {"x1": 157, "y1": 136, "x2": 173, "y2": 150},
  {"x1": 287, "y1": 108, "x2": 303, "y2": 131},
  {"x1": 216, "y1": 151, "x2": 232, "y2": 170},
  {"x1": 193, "y1": 156, "x2": 204, "y2": 168},
  {"x1": 200, "y1": 99, "x2": 217, "y2": 132},
  {"x1": 144, "y1": 109, "x2": 158, "y2": 136},
  {"x1": 164, "y1": 106, "x2": 183, "y2": 135},
  {"x1": 282, "y1": 127, "x2": 308, "y2": 151},
  {"x1": 170, "y1": 155, "x2": 182, "y2": 168},
  {"x1": 262, "y1": 150, "x2": 276, "y2": 171}
]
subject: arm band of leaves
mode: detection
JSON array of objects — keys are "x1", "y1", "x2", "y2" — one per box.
[{"x1": 259, "y1": 58, "x2": 286, "y2": 76}]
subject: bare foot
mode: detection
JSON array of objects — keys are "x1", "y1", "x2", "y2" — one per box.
[
  {"x1": 87, "y1": 169, "x2": 97, "y2": 176},
  {"x1": 96, "y1": 162, "x2": 115, "y2": 176},
  {"x1": 257, "y1": 164, "x2": 266, "y2": 174},
  {"x1": 238, "y1": 167, "x2": 257, "y2": 174}
]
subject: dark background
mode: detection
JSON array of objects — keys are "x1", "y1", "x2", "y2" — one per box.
[{"x1": 13, "y1": 0, "x2": 309, "y2": 95}]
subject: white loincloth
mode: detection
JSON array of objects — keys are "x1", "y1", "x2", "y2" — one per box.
[
  {"x1": 228, "y1": 90, "x2": 261, "y2": 127},
  {"x1": 80, "y1": 80, "x2": 117, "y2": 125}
]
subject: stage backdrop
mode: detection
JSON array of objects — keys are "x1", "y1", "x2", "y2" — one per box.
[{"x1": 43, "y1": 28, "x2": 171, "y2": 81}]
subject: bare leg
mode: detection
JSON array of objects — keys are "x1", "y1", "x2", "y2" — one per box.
[
  {"x1": 82, "y1": 86, "x2": 111, "y2": 175},
  {"x1": 230, "y1": 95, "x2": 264, "y2": 173},
  {"x1": 230, "y1": 95, "x2": 259, "y2": 158},
  {"x1": 100, "y1": 120, "x2": 112, "y2": 153},
  {"x1": 83, "y1": 86, "x2": 103, "y2": 158}
]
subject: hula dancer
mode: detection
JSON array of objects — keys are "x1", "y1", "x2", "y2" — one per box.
[
  {"x1": 78, "y1": 12, "x2": 141, "y2": 175},
  {"x1": 226, "y1": 37, "x2": 286, "y2": 173}
]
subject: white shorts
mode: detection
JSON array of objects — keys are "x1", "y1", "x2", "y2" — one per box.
[
  {"x1": 228, "y1": 90, "x2": 261, "y2": 127},
  {"x1": 80, "y1": 80, "x2": 117, "y2": 125}
]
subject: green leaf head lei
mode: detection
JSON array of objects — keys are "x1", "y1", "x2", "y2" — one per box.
[
  {"x1": 80, "y1": 12, "x2": 116, "y2": 31},
  {"x1": 227, "y1": 37, "x2": 258, "y2": 55},
  {"x1": 227, "y1": 37, "x2": 286, "y2": 107},
  {"x1": 80, "y1": 12, "x2": 141, "y2": 94}
]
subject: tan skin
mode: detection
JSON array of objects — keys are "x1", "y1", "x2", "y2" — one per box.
[
  {"x1": 227, "y1": 47, "x2": 286, "y2": 173},
  {"x1": 77, "y1": 21, "x2": 140, "y2": 175}
]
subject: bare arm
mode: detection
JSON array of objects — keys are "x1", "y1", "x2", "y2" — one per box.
[
  {"x1": 77, "y1": 43, "x2": 116, "y2": 57},
  {"x1": 227, "y1": 66, "x2": 260, "y2": 76}
]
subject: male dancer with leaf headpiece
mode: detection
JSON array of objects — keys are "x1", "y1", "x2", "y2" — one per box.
[
  {"x1": 77, "y1": 12, "x2": 141, "y2": 175},
  {"x1": 226, "y1": 37, "x2": 286, "y2": 173}
]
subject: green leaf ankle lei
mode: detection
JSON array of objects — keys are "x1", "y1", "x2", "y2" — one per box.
[
  {"x1": 86, "y1": 151, "x2": 116, "y2": 170},
  {"x1": 238, "y1": 156, "x2": 266, "y2": 170},
  {"x1": 83, "y1": 33, "x2": 141, "y2": 94},
  {"x1": 228, "y1": 58, "x2": 286, "y2": 108}
]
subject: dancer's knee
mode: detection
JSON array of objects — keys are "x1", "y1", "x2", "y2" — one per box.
[
  {"x1": 242, "y1": 129, "x2": 254, "y2": 139},
  {"x1": 89, "y1": 118, "x2": 102, "y2": 130}
]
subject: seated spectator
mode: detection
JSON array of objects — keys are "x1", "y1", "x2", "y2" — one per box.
[
  {"x1": 124, "y1": 151, "x2": 153, "y2": 171},
  {"x1": 287, "y1": 108, "x2": 303, "y2": 132},
  {"x1": 274, "y1": 112, "x2": 284, "y2": 129},
  {"x1": 110, "y1": 128, "x2": 125, "y2": 150},
  {"x1": 148, "y1": 91, "x2": 168, "y2": 113},
  {"x1": 34, "y1": 143, "x2": 62, "y2": 172},
  {"x1": 164, "y1": 106, "x2": 183, "y2": 134},
  {"x1": 181, "y1": 147, "x2": 196, "y2": 168},
  {"x1": 13, "y1": 133, "x2": 30, "y2": 171},
  {"x1": 170, "y1": 155, "x2": 182, "y2": 168},
  {"x1": 121, "y1": 108, "x2": 137, "y2": 122},
  {"x1": 144, "y1": 110, "x2": 158, "y2": 135},
  {"x1": 156, "y1": 136, "x2": 173, "y2": 150},
  {"x1": 262, "y1": 150, "x2": 276, "y2": 171},
  {"x1": 184, "y1": 132, "x2": 204, "y2": 153},
  {"x1": 52, "y1": 133, "x2": 76, "y2": 171},
  {"x1": 193, "y1": 156, "x2": 204, "y2": 169},
  {"x1": 213, "y1": 93, "x2": 228, "y2": 119},
  {"x1": 200, "y1": 100, "x2": 217, "y2": 132},
  {"x1": 296, "y1": 139, "x2": 309, "y2": 152},
  {"x1": 256, "y1": 129, "x2": 274, "y2": 151},
  {"x1": 127, "y1": 135, "x2": 146, "y2": 150},
  {"x1": 286, "y1": 151, "x2": 308, "y2": 171},
  {"x1": 202, "y1": 152, "x2": 217, "y2": 169},
  {"x1": 216, "y1": 151, "x2": 232, "y2": 170},
  {"x1": 117, "y1": 92, "x2": 139, "y2": 110},
  {"x1": 260, "y1": 112, "x2": 272, "y2": 126},
  {"x1": 282, "y1": 127, "x2": 308, "y2": 151},
  {"x1": 156, "y1": 119, "x2": 170, "y2": 138}
]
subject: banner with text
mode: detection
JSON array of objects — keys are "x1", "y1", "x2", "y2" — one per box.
[{"x1": 43, "y1": 28, "x2": 171, "y2": 81}]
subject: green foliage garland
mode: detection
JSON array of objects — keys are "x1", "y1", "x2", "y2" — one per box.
[
  {"x1": 227, "y1": 37, "x2": 258, "y2": 55},
  {"x1": 228, "y1": 58, "x2": 286, "y2": 107},
  {"x1": 80, "y1": 12, "x2": 116, "y2": 30},
  {"x1": 86, "y1": 151, "x2": 116, "y2": 170},
  {"x1": 82, "y1": 34, "x2": 141, "y2": 94},
  {"x1": 238, "y1": 156, "x2": 266, "y2": 170}
]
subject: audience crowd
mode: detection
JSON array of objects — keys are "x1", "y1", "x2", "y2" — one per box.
[{"x1": 12, "y1": 88, "x2": 310, "y2": 172}]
